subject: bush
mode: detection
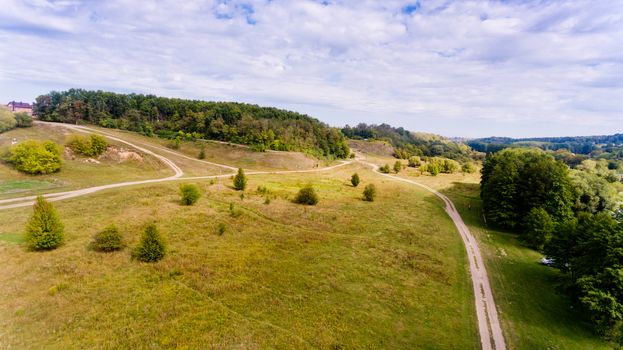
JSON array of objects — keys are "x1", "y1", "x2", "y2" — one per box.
[
  {"x1": 363, "y1": 184, "x2": 377, "y2": 202},
  {"x1": 217, "y1": 223, "x2": 226, "y2": 235},
  {"x1": 14, "y1": 112, "x2": 32, "y2": 127},
  {"x1": 0, "y1": 109, "x2": 16, "y2": 132},
  {"x1": 462, "y1": 162, "x2": 476, "y2": 174},
  {"x1": 179, "y1": 184, "x2": 201, "y2": 205},
  {"x1": 379, "y1": 164, "x2": 391, "y2": 173},
  {"x1": 427, "y1": 163, "x2": 440, "y2": 176},
  {"x1": 167, "y1": 137, "x2": 181, "y2": 150},
  {"x1": 351, "y1": 173, "x2": 360, "y2": 187},
  {"x1": 25, "y1": 196, "x2": 64, "y2": 250},
  {"x1": 9, "y1": 140, "x2": 62, "y2": 174},
  {"x1": 198, "y1": 147, "x2": 206, "y2": 159},
  {"x1": 408, "y1": 156, "x2": 421, "y2": 167},
  {"x1": 133, "y1": 224, "x2": 166, "y2": 262},
  {"x1": 294, "y1": 185, "x2": 319, "y2": 205},
  {"x1": 90, "y1": 225, "x2": 124, "y2": 252},
  {"x1": 394, "y1": 161, "x2": 402, "y2": 173},
  {"x1": 66, "y1": 134, "x2": 108, "y2": 157},
  {"x1": 233, "y1": 168, "x2": 247, "y2": 191}
]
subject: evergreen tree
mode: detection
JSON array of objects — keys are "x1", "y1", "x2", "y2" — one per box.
[
  {"x1": 25, "y1": 196, "x2": 64, "y2": 250},
  {"x1": 394, "y1": 161, "x2": 402, "y2": 173},
  {"x1": 179, "y1": 184, "x2": 201, "y2": 205},
  {"x1": 363, "y1": 184, "x2": 377, "y2": 202},
  {"x1": 133, "y1": 224, "x2": 166, "y2": 262},
  {"x1": 294, "y1": 185, "x2": 319, "y2": 205},
  {"x1": 351, "y1": 173, "x2": 360, "y2": 187},
  {"x1": 233, "y1": 168, "x2": 247, "y2": 191}
]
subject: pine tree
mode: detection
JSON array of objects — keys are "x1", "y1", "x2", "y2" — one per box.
[
  {"x1": 133, "y1": 224, "x2": 166, "y2": 262},
  {"x1": 363, "y1": 184, "x2": 377, "y2": 202},
  {"x1": 233, "y1": 168, "x2": 247, "y2": 191},
  {"x1": 25, "y1": 196, "x2": 64, "y2": 250}
]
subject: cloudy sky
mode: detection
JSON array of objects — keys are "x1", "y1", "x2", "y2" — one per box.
[{"x1": 0, "y1": 0, "x2": 621, "y2": 137}]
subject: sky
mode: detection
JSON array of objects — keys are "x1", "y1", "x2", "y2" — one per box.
[{"x1": 0, "y1": 0, "x2": 621, "y2": 138}]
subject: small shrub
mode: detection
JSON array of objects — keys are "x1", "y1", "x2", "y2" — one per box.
[
  {"x1": 66, "y1": 134, "x2": 108, "y2": 157},
  {"x1": 0, "y1": 109, "x2": 16, "y2": 132},
  {"x1": 25, "y1": 196, "x2": 64, "y2": 250},
  {"x1": 264, "y1": 197, "x2": 271, "y2": 205},
  {"x1": 408, "y1": 156, "x2": 421, "y2": 167},
  {"x1": 229, "y1": 203, "x2": 242, "y2": 217},
  {"x1": 294, "y1": 185, "x2": 319, "y2": 205},
  {"x1": 462, "y1": 162, "x2": 476, "y2": 174},
  {"x1": 90, "y1": 225, "x2": 124, "y2": 252},
  {"x1": 394, "y1": 161, "x2": 402, "y2": 173},
  {"x1": 363, "y1": 184, "x2": 377, "y2": 202},
  {"x1": 179, "y1": 184, "x2": 201, "y2": 205},
  {"x1": 198, "y1": 146, "x2": 206, "y2": 159},
  {"x1": 133, "y1": 224, "x2": 166, "y2": 262},
  {"x1": 379, "y1": 164, "x2": 391, "y2": 173},
  {"x1": 427, "y1": 163, "x2": 440, "y2": 176},
  {"x1": 351, "y1": 173, "x2": 360, "y2": 187},
  {"x1": 14, "y1": 112, "x2": 32, "y2": 128},
  {"x1": 217, "y1": 223, "x2": 226, "y2": 236},
  {"x1": 167, "y1": 137, "x2": 181, "y2": 150},
  {"x1": 233, "y1": 168, "x2": 247, "y2": 191},
  {"x1": 349, "y1": 153, "x2": 356, "y2": 159},
  {"x1": 256, "y1": 185, "x2": 270, "y2": 195},
  {"x1": 9, "y1": 140, "x2": 62, "y2": 174}
]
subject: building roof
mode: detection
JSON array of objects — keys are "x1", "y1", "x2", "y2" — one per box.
[{"x1": 7, "y1": 101, "x2": 32, "y2": 109}]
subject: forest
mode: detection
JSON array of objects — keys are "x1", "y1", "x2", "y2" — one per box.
[
  {"x1": 32, "y1": 89, "x2": 350, "y2": 159},
  {"x1": 480, "y1": 148, "x2": 623, "y2": 339},
  {"x1": 468, "y1": 134, "x2": 623, "y2": 161},
  {"x1": 341, "y1": 123, "x2": 473, "y2": 161}
]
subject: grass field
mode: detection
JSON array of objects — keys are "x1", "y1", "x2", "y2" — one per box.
[
  {"x1": 0, "y1": 164, "x2": 478, "y2": 349},
  {"x1": 404, "y1": 171, "x2": 612, "y2": 349}
]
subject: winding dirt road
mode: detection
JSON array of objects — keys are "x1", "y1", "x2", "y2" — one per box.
[
  {"x1": 363, "y1": 161, "x2": 506, "y2": 350},
  {"x1": 1, "y1": 123, "x2": 505, "y2": 349}
]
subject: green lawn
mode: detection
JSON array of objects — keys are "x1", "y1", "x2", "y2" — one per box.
[{"x1": 0, "y1": 165, "x2": 478, "y2": 349}]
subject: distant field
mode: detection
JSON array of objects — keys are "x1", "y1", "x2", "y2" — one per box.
[
  {"x1": 0, "y1": 164, "x2": 478, "y2": 349},
  {"x1": 404, "y1": 171, "x2": 612, "y2": 349}
]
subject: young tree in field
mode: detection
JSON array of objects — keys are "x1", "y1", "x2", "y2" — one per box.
[
  {"x1": 363, "y1": 184, "x2": 377, "y2": 202},
  {"x1": 427, "y1": 163, "x2": 440, "y2": 176},
  {"x1": 179, "y1": 184, "x2": 201, "y2": 205},
  {"x1": 394, "y1": 161, "x2": 402, "y2": 173},
  {"x1": 351, "y1": 173, "x2": 360, "y2": 187},
  {"x1": 25, "y1": 196, "x2": 64, "y2": 251},
  {"x1": 198, "y1": 146, "x2": 206, "y2": 159},
  {"x1": 233, "y1": 168, "x2": 247, "y2": 191},
  {"x1": 90, "y1": 225, "x2": 124, "y2": 252},
  {"x1": 294, "y1": 185, "x2": 319, "y2": 205},
  {"x1": 133, "y1": 223, "x2": 166, "y2": 262},
  {"x1": 523, "y1": 207, "x2": 555, "y2": 251}
]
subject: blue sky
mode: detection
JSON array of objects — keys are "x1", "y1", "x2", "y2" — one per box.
[{"x1": 0, "y1": 0, "x2": 621, "y2": 137}]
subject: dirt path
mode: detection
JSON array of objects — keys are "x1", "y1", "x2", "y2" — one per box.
[
  {"x1": 361, "y1": 161, "x2": 506, "y2": 350},
  {"x1": 0, "y1": 122, "x2": 351, "y2": 210},
  {"x1": 1, "y1": 123, "x2": 506, "y2": 349}
]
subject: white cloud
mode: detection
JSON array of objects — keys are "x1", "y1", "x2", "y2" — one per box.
[{"x1": 0, "y1": 0, "x2": 621, "y2": 137}]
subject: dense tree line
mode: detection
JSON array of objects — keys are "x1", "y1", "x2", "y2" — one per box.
[
  {"x1": 469, "y1": 134, "x2": 623, "y2": 162},
  {"x1": 33, "y1": 89, "x2": 350, "y2": 158},
  {"x1": 341, "y1": 123, "x2": 472, "y2": 161},
  {"x1": 481, "y1": 148, "x2": 623, "y2": 337}
]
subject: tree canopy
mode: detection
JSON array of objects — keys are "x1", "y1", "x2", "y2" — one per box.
[{"x1": 33, "y1": 89, "x2": 350, "y2": 159}]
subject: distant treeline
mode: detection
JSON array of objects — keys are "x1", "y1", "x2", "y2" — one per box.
[
  {"x1": 33, "y1": 89, "x2": 350, "y2": 158},
  {"x1": 341, "y1": 123, "x2": 473, "y2": 161},
  {"x1": 468, "y1": 134, "x2": 623, "y2": 160}
]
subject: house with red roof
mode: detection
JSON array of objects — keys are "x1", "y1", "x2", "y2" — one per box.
[{"x1": 6, "y1": 101, "x2": 33, "y2": 115}]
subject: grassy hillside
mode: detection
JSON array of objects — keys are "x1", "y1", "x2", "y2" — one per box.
[
  {"x1": 0, "y1": 165, "x2": 478, "y2": 349},
  {"x1": 0, "y1": 123, "x2": 171, "y2": 198}
]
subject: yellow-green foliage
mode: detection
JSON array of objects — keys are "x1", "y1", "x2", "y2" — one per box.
[
  {"x1": 0, "y1": 108, "x2": 17, "y2": 132},
  {"x1": 66, "y1": 134, "x2": 108, "y2": 157},
  {"x1": 179, "y1": 184, "x2": 201, "y2": 205},
  {"x1": 25, "y1": 196, "x2": 64, "y2": 250},
  {"x1": 9, "y1": 140, "x2": 62, "y2": 174}
]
